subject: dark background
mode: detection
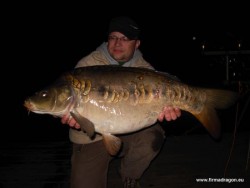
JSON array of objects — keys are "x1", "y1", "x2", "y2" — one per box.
[{"x1": 3, "y1": 3, "x2": 250, "y2": 141}]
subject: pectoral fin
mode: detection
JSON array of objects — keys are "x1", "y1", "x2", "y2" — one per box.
[
  {"x1": 102, "y1": 134, "x2": 122, "y2": 156},
  {"x1": 70, "y1": 111, "x2": 95, "y2": 138}
]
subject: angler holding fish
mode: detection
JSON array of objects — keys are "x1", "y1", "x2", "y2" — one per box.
[
  {"x1": 24, "y1": 16, "x2": 181, "y2": 188},
  {"x1": 24, "y1": 17, "x2": 238, "y2": 188}
]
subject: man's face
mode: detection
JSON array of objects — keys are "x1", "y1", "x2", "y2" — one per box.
[{"x1": 107, "y1": 31, "x2": 140, "y2": 63}]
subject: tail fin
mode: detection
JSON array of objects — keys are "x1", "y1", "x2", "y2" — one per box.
[
  {"x1": 205, "y1": 89, "x2": 239, "y2": 109},
  {"x1": 194, "y1": 89, "x2": 239, "y2": 139}
]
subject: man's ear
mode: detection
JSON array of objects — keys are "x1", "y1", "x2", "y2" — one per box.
[{"x1": 135, "y1": 40, "x2": 141, "y2": 49}]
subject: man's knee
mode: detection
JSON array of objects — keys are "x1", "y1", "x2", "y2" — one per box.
[
  {"x1": 135, "y1": 124, "x2": 165, "y2": 152},
  {"x1": 150, "y1": 125, "x2": 166, "y2": 152}
]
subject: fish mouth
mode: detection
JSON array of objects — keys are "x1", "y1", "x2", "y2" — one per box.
[
  {"x1": 26, "y1": 99, "x2": 75, "y2": 118},
  {"x1": 23, "y1": 100, "x2": 50, "y2": 114},
  {"x1": 24, "y1": 100, "x2": 33, "y2": 111}
]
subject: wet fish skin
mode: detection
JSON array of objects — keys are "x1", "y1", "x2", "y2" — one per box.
[{"x1": 24, "y1": 65, "x2": 239, "y2": 155}]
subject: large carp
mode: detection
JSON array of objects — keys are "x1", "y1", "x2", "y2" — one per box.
[{"x1": 24, "y1": 65, "x2": 238, "y2": 155}]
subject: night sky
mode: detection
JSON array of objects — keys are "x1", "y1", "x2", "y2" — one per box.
[{"x1": 4, "y1": 3, "x2": 250, "y2": 141}]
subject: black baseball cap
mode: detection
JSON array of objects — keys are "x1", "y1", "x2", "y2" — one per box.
[{"x1": 108, "y1": 16, "x2": 140, "y2": 40}]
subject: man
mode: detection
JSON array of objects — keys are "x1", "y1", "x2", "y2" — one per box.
[{"x1": 62, "y1": 16, "x2": 181, "y2": 188}]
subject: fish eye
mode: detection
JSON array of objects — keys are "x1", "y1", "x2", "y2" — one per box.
[{"x1": 40, "y1": 91, "x2": 48, "y2": 98}]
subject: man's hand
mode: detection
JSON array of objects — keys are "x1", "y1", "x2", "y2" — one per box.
[
  {"x1": 157, "y1": 106, "x2": 181, "y2": 122},
  {"x1": 61, "y1": 114, "x2": 81, "y2": 129}
]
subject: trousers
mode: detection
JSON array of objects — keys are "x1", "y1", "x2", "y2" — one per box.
[{"x1": 70, "y1": 123, "x2": 165, "y2": 188}]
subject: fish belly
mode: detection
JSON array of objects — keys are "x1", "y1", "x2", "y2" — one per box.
[{"x1": 77, "y1": 100, "x2": 162, "y2": 135}]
